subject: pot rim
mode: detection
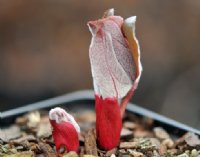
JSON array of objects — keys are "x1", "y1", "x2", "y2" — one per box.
[{"x1": 1, "y1": 90, "x2": 200, "y2": 136}]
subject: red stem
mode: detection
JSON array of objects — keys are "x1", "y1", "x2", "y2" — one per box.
[
  {"x1": 120, "y1": 87, "x2": 134, "y2": 117},
  {"x1": 95, "y1": 95, "x2": 122, "y2": 150}
]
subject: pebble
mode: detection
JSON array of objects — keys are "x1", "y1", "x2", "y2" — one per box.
[
  {"x1": 142, "y1": 117, "x2": 154, "y2": 128},
  {"x1": 153, "y1": 127, "x2": 170, "y2": 140},
  {"x1": 184, "y1": 132, "x2": 200, "y2": 147},
  {"x1": 63, "y1": 151, "x2": 79, "y2": 157},
  {"x1": 119, "y1": 142, "x2": 137, "y2": 149},
  {"x1": 105, "y1": 148, "x2": 117, "y2": 156},
  {"x1": 120, "y1": 128, "x2": 133, "y2": 138},
  {"x1": 2, "y1": 151, "x2": 34, "y2": 157},
  {"x1": 119, "y1": 155, "x2": 131, "y2": 157},
  {"x1": 37, "y1": 122, "x2": 52, "y2": 138},
  {"x1": 162, "y1": 138, "x2": 174, "y2": 148},
  {"x1": 150, "y1": 138, "x2": 160, "y2": 149},
  {"x1": 127, "y1": 149, "x2": 144, "y2": 157},
  {"x1": 119, "y1": 149, "x2": 126, "y2": 154},
  {"x1": 27, "y1": 111, "x2": 41, "y2": 128},
  {"x1": 158, "y1": 144, "x2": 167, "y2": 155},
  {"x1": 123, "y1": 121, "x2": 137, "y2": 130},
  {"x1": 153, "y1": 150, "x2": 160, "y2": 157},
  {"x1": 15, "y1": 117, "x2": 28, "y2": 125},
  {"x1": 177, "y1": 153, "x2": 189, "y2": 157},
  {"x1": 191, "y1": 149, "x2": 199, "y2": 157},
  {"x1": 134, "y1": 130, "x2": 152, "y2": 138},
  {"x1": 0, "y1": 125, "x2": 21, "y2": 142}
]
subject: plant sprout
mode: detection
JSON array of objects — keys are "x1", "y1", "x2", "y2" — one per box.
[
  {"x1": 49, "y1": 107, "x2": 80, "y2": 155},
  {"x1": 88, "y1": 8, "x2": 142, "y2": 150}
]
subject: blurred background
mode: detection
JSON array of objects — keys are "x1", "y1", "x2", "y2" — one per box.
[{"x1": 0, "y1": 0, "x2": 200, "y2": 129}]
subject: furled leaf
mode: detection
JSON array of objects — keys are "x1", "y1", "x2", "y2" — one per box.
[
  {"x1": 88, "y1": 9, "x2": 142, "y2": 101},
  {"x1": 122, "y1": 16, "x2": 142, "y2": 90}
]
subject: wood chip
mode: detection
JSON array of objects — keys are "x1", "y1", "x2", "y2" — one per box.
[
  {"x1": 119, "y1": 142, "x2": 137, "y2": 149},
  {"x1": 84, "y1": 129, "x2": 98, "y2": 156},
  {"x1": 11, "y1": 135, "x2": 36, "y2": 143},
  {"x1": 38, "y1": 142, "x2": 57, "y2": 157},
  {"x1": 79, "y1": 147, "x2": 85, "y2": 157}
]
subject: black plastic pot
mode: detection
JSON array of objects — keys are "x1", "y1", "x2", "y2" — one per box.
[{"x1": 1, "y1": 90, "x2": 200, "y2": 138}]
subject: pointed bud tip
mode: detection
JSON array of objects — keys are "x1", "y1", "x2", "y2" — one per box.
[
  {"x1": 87, "y1": 21, "x2": 97, "y2": 36},
  {"x1": 103, "y1": 8, "x2": 114, "y2": 17},
  {"x1": 124, "y1": 16, "x2": 137, "y2": 27}
]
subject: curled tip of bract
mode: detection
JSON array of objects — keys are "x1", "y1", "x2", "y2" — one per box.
[
  {"x1": 103, "y1": 8, "x2": 114, "y2": 17},
  {"x1": 49, "y1": 107, "x2": 80, "y2": 133},
  {"x1": 87, "y1": 22, "x2": 96, "y2": 36},
  {"x1": 87, "y1": 8, "x2": 114, "y2": 36},
  {"x1": 122, "y1": 16, "x2": 142, "y2": 90},
  {"x1": 123, "y1": 16, "x2": 137, "y2": 32}
]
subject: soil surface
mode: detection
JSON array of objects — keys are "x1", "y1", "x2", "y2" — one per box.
[{"x1": 0, "y1": 110, "x2": 200, "y2": 157}]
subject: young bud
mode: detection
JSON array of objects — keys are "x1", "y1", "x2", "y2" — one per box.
[{"x1": 49, "y1": 107, "x2": 80, "y2": 155}]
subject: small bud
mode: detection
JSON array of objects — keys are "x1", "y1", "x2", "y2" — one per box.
[{"x1": 49, "y1": 107, "x2": 80, "y2": 155}]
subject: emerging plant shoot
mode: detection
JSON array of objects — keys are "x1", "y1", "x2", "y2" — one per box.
[
  {"x1": 88, "y1": 8, "x2": 142, "y2": 150},
  {"x1": 49, "y1": 107, "x2": 80, "y2": 155}
]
